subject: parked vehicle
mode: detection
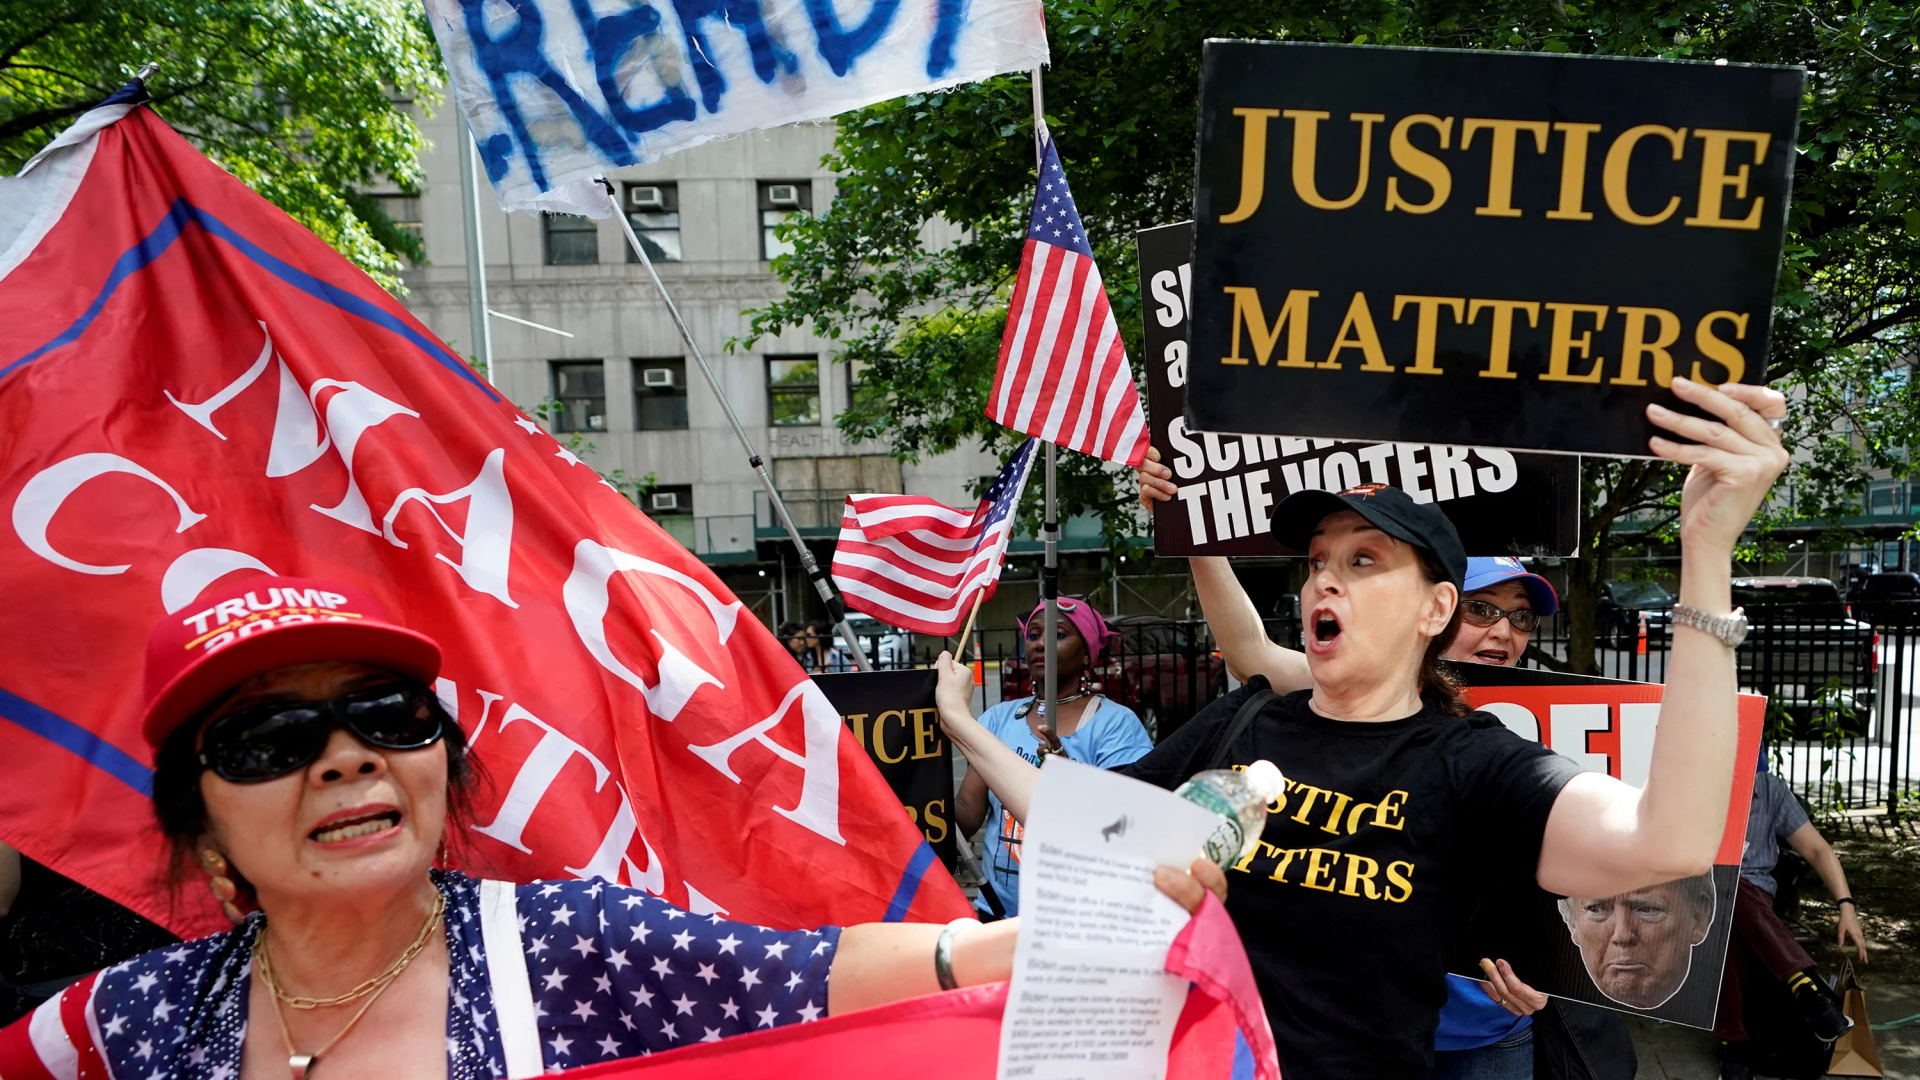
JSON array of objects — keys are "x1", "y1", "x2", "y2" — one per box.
[
  {"x1": 1594, "y1": 579, "x2": 1675, "y2": 648},
  {"x1": 1848, "y1": 572, "x2": 1920, "y2": 625},
  {"x1": 833, "y1": 614, "x2": 913, "y2": 667},
  {"x1": 1000, "y1": 614, "x2": 1227, "y2": 742},
  {"x1": 1730, "y1": 577, "x2": 1878, "y2": 737}
]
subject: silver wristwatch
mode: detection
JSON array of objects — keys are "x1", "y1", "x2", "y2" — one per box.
[{"x1": 1671, "y1": 603, "x2": 1750, "y2": 648}]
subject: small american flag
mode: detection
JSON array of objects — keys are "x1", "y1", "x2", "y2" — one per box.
[
  {"x1": 988, "y1": 135, "x2": 1149, "y2": 465},
  {"x1": 831, "y1": 439, "x2": 1037, "y2": 635}
]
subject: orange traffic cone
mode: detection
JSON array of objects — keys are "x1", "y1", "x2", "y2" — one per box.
[{"x1": 1637, "y1": 612, "x2": 1649, "y2": 656}]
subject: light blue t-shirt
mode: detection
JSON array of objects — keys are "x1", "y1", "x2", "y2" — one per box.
[{"x1": 975, "y1": 695, "x2": 1154, "y2": 918}]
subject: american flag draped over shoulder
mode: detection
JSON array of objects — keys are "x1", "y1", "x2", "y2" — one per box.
[
  {"x1": 831, "y1": 440, "x2": 1037, "y2": 635},
  {"x1": 988, "y1": 135, "x2": 1149, "y2": 466}
]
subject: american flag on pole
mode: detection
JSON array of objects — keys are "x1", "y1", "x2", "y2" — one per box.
[
  {"x1": 831, "y1": 439, "x2": 1037, "y2": 635},
  {"x1": 987, "y1": 135, "x2": 1149, "y2": 466}
]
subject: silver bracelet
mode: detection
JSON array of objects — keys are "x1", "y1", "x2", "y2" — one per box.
[{"x1": 934, "y1": 918, "x2": 980, "y2": 990}]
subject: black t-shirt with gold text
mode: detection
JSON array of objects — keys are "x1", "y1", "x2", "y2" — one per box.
[{"x1": 1118, "y1": 679, "x2": 1583, "y2": 1080}]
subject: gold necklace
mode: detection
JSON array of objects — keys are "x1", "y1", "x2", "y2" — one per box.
[
  {"x1": 253, "y1": 891, "x2": 444, "y2": 1079},
  {"x1": 257, "y1": 891, "x2": 444, "y2": 1009}
]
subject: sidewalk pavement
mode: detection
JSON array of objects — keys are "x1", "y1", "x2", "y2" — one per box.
[{"x1": 1630, "y1": 982, "x2": 1920, "y2": 1079}]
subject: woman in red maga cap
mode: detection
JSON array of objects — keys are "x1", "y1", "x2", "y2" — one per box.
[{"x1": 0, "y1": 576, "x2": 1224, "y2": 1079}]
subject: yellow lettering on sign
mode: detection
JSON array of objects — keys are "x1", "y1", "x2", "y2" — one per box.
[
  {"x1": 873, "y1": 709, "x2": 909, "y2": 764},
  {"x1": 1467, "y1": 299, "x2": 1541, "y2": 380},
  {"x1": 1540, "y1": 303, "x2": 1612, "y2": 383},
  {"x1": 1693, "y1": 311, "x2": 1750, "y2": 384},
  {"x1": 1462, "y1": 118, "x2": 1551, "y2": 217},
  {"x1": 920, "y1": 799, "x2": 949, "y2": 844},
  {"x1": 1603, "y1": 125, "x2": 1688, "y2": 225},
  {"x1": 910, "y1": 707, "x2": 943, "y2": 760},
  {"x1": 1221, "y1": 287, "x2": 1318, "y2": 367},
  {"x1": 843, "y1": 712, "x2": 870, "y2": 749},
  {"x1": 1384, "y1": 114, "x2": 1453, "y2": 214},
  {"x1": 1393, "y1": 295, "x2": 1467, "y2": 375},
  {"x1": 1284, "y1": 110, "x2": 1386, "y2": 211},
  {"x1": 1218, "y1": 108, "x2": 1281, "y2": 224},
  {"x1": 1323, "y1": 292, "x2": 1394, "y2": 372},
  {"x1": 1546, "y1": 122, "x2": 1603, "y2": 221},
  {"x1": 1384, "y1": 860, "x2": 1416, "y2": 903},
  {"x1": 1613, "y1": 306, "x2": 1682, "y2": 387},
  {"x1": 1686, "y1": 129, "x2": 1771, "y2": 230},
  {"x1": 1301, "y1": 848, "x2": 1340, "y2": 892},
  {"x1": 1340, "y1": 854, "x2": 1382, "y2": 899}
]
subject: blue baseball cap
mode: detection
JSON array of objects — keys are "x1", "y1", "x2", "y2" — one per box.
[{"x1": 1462, "y1": 557, "x2": 1560, "y2": 616}]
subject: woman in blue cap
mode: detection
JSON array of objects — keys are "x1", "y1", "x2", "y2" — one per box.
[{"x1": 939, "y1": 378, "x2": 1788, "y2": 1080}]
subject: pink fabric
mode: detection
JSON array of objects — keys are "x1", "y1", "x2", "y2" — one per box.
[
  {"x1": 1019, "y1": 597, "x2": 1114, "y2": 661},
  {"x1": 1167, "y1": 893, "x2": 1282, "y2": 1080}
]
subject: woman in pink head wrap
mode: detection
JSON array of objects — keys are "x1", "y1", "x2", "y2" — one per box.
[{"x1": 952, "y1": 597, "x2": 1153, "y2": 919}]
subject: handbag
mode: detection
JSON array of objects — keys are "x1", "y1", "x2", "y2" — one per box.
[{"x1": 1829, "y1": 958, "x2": 1885, "y2": 1077}]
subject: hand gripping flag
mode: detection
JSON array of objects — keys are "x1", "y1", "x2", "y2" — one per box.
[
  {"x1": 831, "y1": 439, "x2": 1035, "y2": 635},
  {"x1": 0, "y1": 100, "x2": 969, "y2": 941},
  {"x1": 988, "y1": 136, "x2": 1150, "y2": 466}
]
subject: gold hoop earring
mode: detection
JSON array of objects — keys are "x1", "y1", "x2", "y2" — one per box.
[{"x1": 201, "y1": 848, "x2": 245, "y2": 925}]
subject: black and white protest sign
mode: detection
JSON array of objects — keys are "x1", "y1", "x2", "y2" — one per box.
[
  {"x1": 1185, "y1": 42, "x2": 1803, "y2": 458},
  {"x1": 1139, "y1": 222, "x2": 1579, "y2": 557},
  {"x1": 812, "y1": 669, "x2": 957, "y2": 871}
]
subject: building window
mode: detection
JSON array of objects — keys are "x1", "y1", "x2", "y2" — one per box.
[
  {"x1": 634, "y1": 358, "x2": 690, "y2": 430},
  {"x1": 623, "y1": 183, "x2": 681, "y2": 263},
  {"x1": 758, "y1": 181, "x2": 812, "y2": 261},
  {"x1": 846, "y1": 356, "x2": 884, "y2": 413},
  {"x1": 370, "y1": 194, "x2": 423, "y2": 241},
  {"x1": 643, "y1": 483, "x2": 696, "y2": 547},
  {"x1": 767, "y1": 356, "x2": 820, "y2": 427},
  {"x1": 545, "y1": 213, "x2": 599, "y2": 265},
  {"x1": 550, "y1": 361, "x2": 606, "y2": 433}
]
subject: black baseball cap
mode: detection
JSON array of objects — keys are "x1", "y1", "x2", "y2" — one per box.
[{"x1": 1270, "y1": 484, "x2": 1467, "y2": 590}]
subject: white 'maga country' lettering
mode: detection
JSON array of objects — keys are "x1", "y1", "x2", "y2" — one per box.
[
  {"x1": 382, "y1": 447, "x2": 518, "y2": 608},
  {"x1": 686, "y1": 679, "x2": 846, "y2": 846},
  {"x1": 467, "y1": 699, "x2": 683, "y2": 899},
  {"x1": 562, "y1": 539, "x2": 732, "y2": 719},
  {"x1": 159, "y1": 320, "x2": 522, "y2": 607},
  {"x1": 12, "y1": 452, "x2": 206, "y2": 574}
]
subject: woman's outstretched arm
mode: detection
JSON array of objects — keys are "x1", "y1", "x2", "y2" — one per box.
[
  {"x1": 933, "y1": 651, "x2": 1044, "y2": 825},
  {"x1": 1536, "y1": 378, "x2": 1788, "y2": 898},
  {"x1": 827, "y1": 859, "x2": 1227, "y2": 1015}
]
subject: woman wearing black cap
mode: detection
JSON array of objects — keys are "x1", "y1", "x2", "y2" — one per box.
[{"x1": 934, "y1": 378, "x2": 1789, "y2": 1079}]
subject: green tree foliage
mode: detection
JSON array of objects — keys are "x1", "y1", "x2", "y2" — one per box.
[
  {"x1": 0, "y1": 0, "x2": 443, "y2": 290},
  {"x1": 745, "y1": 0, "x2": 1919, "y2": 672}
]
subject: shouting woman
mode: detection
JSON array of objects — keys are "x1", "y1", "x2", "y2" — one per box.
[{"x1": 936, "y1": 378, "x2": 1788, "y2": 1080}]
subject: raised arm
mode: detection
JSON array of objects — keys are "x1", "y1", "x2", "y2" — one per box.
[
  {"x1": 1138, "y1": 448, "x2": 1311, "y2": 692},
  {"x1": 934, "y1": 652, "x2": 1041, "y2": 824},
  {"x1": 1536, "y1": 378, "x2": 1788, "y2": 898}
]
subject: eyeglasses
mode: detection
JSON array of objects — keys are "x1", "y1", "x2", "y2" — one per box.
[
  {"x1": 1460, "y1": 599, "x2": 1542, "y2": 633},
  {"x1": 197, "y1": 684, "x2": 445, "y2": 783}
]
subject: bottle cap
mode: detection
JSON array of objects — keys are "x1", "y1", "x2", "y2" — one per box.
[{"x1": 1242, "y1": 760, "x2": 1286, "y2": 803}]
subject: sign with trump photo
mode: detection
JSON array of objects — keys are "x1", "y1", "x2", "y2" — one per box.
[
  {"x1": 1184, "y1": 42, "x2": 1802, "y2": 458},
  {"x1": 1451, "y1": 665, "x2": 1765, "y2": 1029}
]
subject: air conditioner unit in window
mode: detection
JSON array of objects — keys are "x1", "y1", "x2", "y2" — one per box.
[
  {"x1": 642, "y1": 367, "x2": 676, "y2": 388},
  {"x1": 650, "y1": 492, "x2": 680, "y2": 511},
  {"x1": 588, "y1": 414, "x2": 606, "y2": 430},
  {"x1": 629, "y1": 186, "x2": 667, "y2": 210},
  {"x1": 767, "y1": 184, "x2": 801, "y2": 207}
]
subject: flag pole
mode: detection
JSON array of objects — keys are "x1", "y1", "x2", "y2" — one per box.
[
  {"x1": 1030, "y1": 66, "x2": 1059, "y2": 738},
  {"x1": 602, "y1": 181, "x2": 873, "y2": 671},
  {"x1": 458, "y1": 116, "x2": 495, "y2": 384},
  {"x1": 955, "y1": 589, "x2": 986, "y2": 662}
]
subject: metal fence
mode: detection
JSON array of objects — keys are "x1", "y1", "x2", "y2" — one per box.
[{"x1": 837, "y1": 601, "x2": 1920, "y2": 817}]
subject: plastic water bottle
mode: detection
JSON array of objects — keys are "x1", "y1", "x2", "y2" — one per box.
[{"x1": 1175, "y1": 760, "x2": 1286, "y2": 865}]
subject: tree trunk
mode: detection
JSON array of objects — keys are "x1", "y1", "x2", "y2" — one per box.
[{"x1": 1563, "y1": 552, "x2": 1604, "y2": 676}]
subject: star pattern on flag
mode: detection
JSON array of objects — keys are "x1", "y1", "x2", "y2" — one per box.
[
  {"x1": 1026, "y1": 152, "x2": 1094, "y2": 259},
  {"x1": 63, "y1": 871, "x2": 839, "y2": 1078}
]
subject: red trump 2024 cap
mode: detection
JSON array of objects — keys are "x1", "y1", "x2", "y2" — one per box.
[{"x1": 140, "y1": 576, "x2": 442, "y2": 752}]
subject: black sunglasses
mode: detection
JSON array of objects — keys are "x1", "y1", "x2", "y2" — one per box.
[
  {"x1": 197, "y1": 684, "x2": 445, "y2": 783},
  {"x1": 1460, "y1": 599, "x2": 1543, "y2": 633}
]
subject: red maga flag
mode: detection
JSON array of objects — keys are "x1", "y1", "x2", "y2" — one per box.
[
  {"x1": 0, "y1": 102, "x2": 968, "y2": 939},
  {"x1": 987, "y1": 135, "x2": 1149, "y2": 466}
]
